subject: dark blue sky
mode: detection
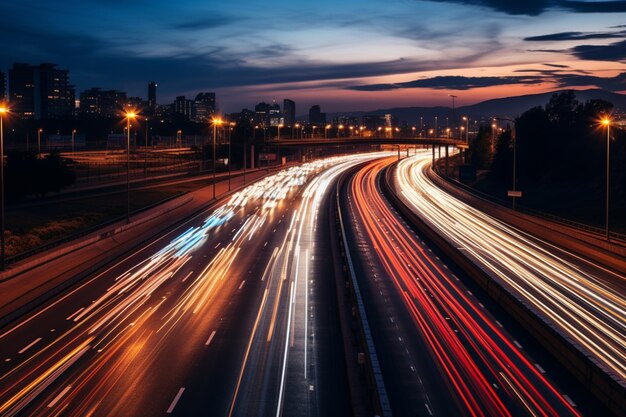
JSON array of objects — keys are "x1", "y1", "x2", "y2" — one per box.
[{"x1": 1, "y1": 0, "x2": 625, "y2": 112}]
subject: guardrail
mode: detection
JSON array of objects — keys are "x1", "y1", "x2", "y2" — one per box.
[{"x1": 335, "y1": 176, "x2": 393, "y2": 417}]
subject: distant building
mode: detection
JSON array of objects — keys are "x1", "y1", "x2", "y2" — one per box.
[
  {"x1": 269, "y1": 99, "x2": 282, "y2": 126},
  {"x1": 384, "y1": 113, "x2": 397, "y2": 127},
  {"x1": 254, "y1": 102, "x2": 271, "y2": 126},
  {"x1": 309, "y1": 105, "x2": 326, "y2": 125},
  {"x1": 283, "y1": 99, "x2": 295, "y2": 127},
  {"x1": 0, "y1": 70, "x2": 5, "y2": 102},
  {"x1": 362, "y1": 115, "x2": 386, "y2": 130},
  {"x1": 127, "y1": 96, "x2": 147, "y2": 111},
  {"x1": 174, "y1": 95, "x2": 195, "y2": 119},
  {"x1": 147, "y1": 81, "x2": 157, "y2": 113},
  {"x1": 8, "y1": 62, "x2": 75, "y2": 119},
  {"x1": 194, "y1": 92, "x2": 216, "y2": 122},
  {"x1": 79, "y1": 88, "x2": 127, "y2": 118}
]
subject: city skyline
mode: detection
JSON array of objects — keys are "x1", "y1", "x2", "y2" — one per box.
[{"x1": 1, "y1": 1, "x2": 626, "y2": 112}]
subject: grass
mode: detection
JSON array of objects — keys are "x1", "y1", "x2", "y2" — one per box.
[{"x1": 5, "y1": 188, "x2": 182, "y2": 258}]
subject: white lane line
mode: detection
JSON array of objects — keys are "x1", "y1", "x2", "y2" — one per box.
[
  {"x1": 166, "y1": 387, "x2": 186, "y2": 413},
  {"x1": 425, "y1": 403, "x2": 433, "y2": 416},
  {"x1": 513, "y1": 340, "x2": 523, "y2": 349},
  {"x1": 205, "y1": 330, "x2": 217, "y2": 346},
  {"x1": 535, "y1": 363, "x2": 546, "y2": 374},
  {"x1": 215, "y1": 242, "x2": 221, "y2": 249},
  {"x1": 238, "y1": 280, "x2": 246, "y2": 290},
  {"x1": 47, "y1": 385, "x2": 72, "y2": 408},
  {"x1": 66, "y1": 307, "x2": 85, "y2": 321},
  {"x1": 19, "y1": 337, "x2": 42, "y2": 354},
  {"x1": 495, "y1": 320, "x2": 503, "y2": 328},
  {"x1": 563, "y1": 394, "x2": 576, "y2": 407},
  {"x1": 182, "y1": 271, "x2": 193, "y2": 283}
]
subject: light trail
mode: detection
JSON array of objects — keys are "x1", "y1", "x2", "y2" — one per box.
[
  {"x1": 345, "y1": 156, "x2": 581, "y2": 416},
  {"x1": 0, "y1": 153, "x2": 387, "y2": 416},
  {"x1": 394, "y1": 153, "x2": 626, "y2": 385}
]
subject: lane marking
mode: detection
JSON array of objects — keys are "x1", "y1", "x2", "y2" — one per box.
[
  {"x1": 535, "y1": 363, "x2": 546, "y2": 374},
  {"x1": 66, "y1": 307, "x2": 85, "y2": 321},
  {"x1": 205, "y1": 330, "x2": 217, "y2": 346},
  {"x1": 513, "y1": 340, "x2": 523, "y2": 349},
  {"x1": 47, "y1": 385, "x2": 72, "y2": 408},
  {"x1": 166, "y1": 387, "x2": 186, "y2": 413},
  {"x1": 238, "y1": 280, "x2": 246, "y2": 290},
  {"x1": 19, "y1": 337, "x2": 42, "y2": 354},
  {"x1": 563, "y1": 394, "x2": 576, "y2": 407}
]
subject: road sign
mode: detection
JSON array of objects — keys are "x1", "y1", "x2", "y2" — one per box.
[{"x1": 507, "y1": 190, "x2": 522, "y2": 198}]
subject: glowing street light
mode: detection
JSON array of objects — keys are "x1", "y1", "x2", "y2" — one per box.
[
  {"x1": 312, "y1": 125, "x2": 317, "y2": 138},
  {"x1": 601, "y1": 117, "x2": 611, "y2": 240},
  {"x1": 349, "y1": 125, "x2": 354, "y2": 137},
  {"x1": 212, "y1": 118, "x2": 223, "y2": 199},
  {"x1": 37, "y1": 128, "x2": 43, "y2": 156},
  {"x1": 71, "y1": 129, "x2": 77, "y2": 155},
  {"x1": 125, "y1": 111, "x2": 137, "y2": 223},
  {"x1": 0, "y1": 106, "x2": 7, "y2": 269},
  {"x1": 277, "y1": 123, "x2": 283, "y2": 140},
  {"x1": 462, "y1": 116, "x2": 469, "y2": 143},
  {"x1": 325, "y1": 124, "x2": 331, "y2": 139}
]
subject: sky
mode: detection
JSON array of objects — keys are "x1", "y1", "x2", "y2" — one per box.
[{"x1": 1, "y1": 0, "x2": 626, "y2": 113}]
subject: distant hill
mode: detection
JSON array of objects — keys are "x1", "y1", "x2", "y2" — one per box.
[{"x1": 312, "y1": 89, "x2": 626, "y2": 124}]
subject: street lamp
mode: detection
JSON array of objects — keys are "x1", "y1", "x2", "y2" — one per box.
[
  {"x1": 0, "y1": 106, "x2": 7, "y2": 269},
  {"x1": 228, "y1": 122, "x2": 236, "y2": 191},
  {"x1": 312, "y1": 125, "x2": 317, "y2": 138},
  {"x1": 434, "y1": 116, "x2": 438, "y2": 137},
  {"x1": 277, "y1": 123, "x2": 283, "y2": 140},
  {"x1": 412, "y1": 126, "x2": 416, "y2": 137},
  {"x1": 601, "y1": 117, "x2": 611, "y2": 240},
  {"x1": 325, "y1": 124, "x2": 331, "y2": 139},
  {"x1": 71, "y1": 129, "x2": 77, "y2": 155},
  {"x1": 125, "y1": 111, "x2": 136, "y2": 223},
  {"x1": 212, "y1": 118, "x2": 223, "y2": 199},
  {"x1": 37, "y1": 128, "x2": 43, "y2": 156},
  {"x1": 462, "y1": 116, "x2": 469, "y2": 143},
  {"x1": 349, "y1": 126, "x2": 354, "y2": 137},
  {"x1": 338, "y1": 124, "x2": 344, "y2": 137},
  {"x1": 295, "y1": 123, "x2": 300, "y2": 139}
]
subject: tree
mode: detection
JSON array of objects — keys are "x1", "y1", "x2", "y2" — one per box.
[
  {"x1": 489, "y1": 127, "x2": 513, "y2": 185},
  {"x1": 469, "y1": 125, "x2": 492, "y2": 170},
  {"x1": 5, "y1": 150, "x2": 75, "y2": 201}
]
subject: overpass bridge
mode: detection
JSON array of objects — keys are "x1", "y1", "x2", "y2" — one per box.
[{"x1": 265, "y1": 136, "x2": 467, "y2": 174}]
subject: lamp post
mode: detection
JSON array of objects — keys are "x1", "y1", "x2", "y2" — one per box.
[
  {"x1": 448, "y1": 94, "x2": 457, "y2": 137},
  {"x1": 412, "y1": 126, "x2": 416, "y2": 137},
  {"x1": 602, "y1": 118, "x2": 611, "y2": 241},
  {"x1": 228, "y1": 122, "x2": 235, "y2": 191},
  {"x1": 497, "y1": 117, "x2": 517, "y2": 210},
  {"x1": 145, "y1": 117, "x2": 149, "y2": 147},
  {"x1": 125, "y1": 111, "x2": 136, "y2": 223},
  {"x1": 325, "y1": 124, "x2": 331, "y2": 139},
  {"x1": 312, "y1": 125, "x2": 316, "y2": 138},
  {"x1": 71, "y1": 129, "x2": 77, "y2": 155},
  {"x1": 212, "y1": 118, "x2": 222, "y2": 199},
  {"x1": 294, "y1": 123, "x2": 300, "y2": 139},
  {"x1": 462, "y1": 116, "x2": 469, "y2": 143},
  {"x1": 37, "y1": 128, "x2": 43, "y2": 156},
  {"x1": 0, "y1": 106, "x2": 7, "y2": 269},
  {"x1": 420, "y1": 116, "x2": 423, "y2": 138},
  {"x1": 277, "y1": 123, "x2": 283, "y2": 140},
  {"x1": 434, "y1": 116, "x2": 438, "y2": 137},
  {"x1": 338, "y1": 124, "x2": 344, "y2": 137}
]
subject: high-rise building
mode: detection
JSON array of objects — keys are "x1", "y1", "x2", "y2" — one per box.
[
  {"x1": 254, "y1": 102, "x2": 271, "y2": 127},
  {"x1": 194, "y1": 92, "x2": 216, "y2": 122},
  {"x1": 174, "y1": 95, "x2": 195, "y2": 119},
  {"x1": 148, "y1": 81, "x2": 157, "y2": 113},
  {"x1": 283, "y1": 99, "x2": 295, "y2": 127},
  {"x1": 79, "y1": 88, "x2": 128, "y2": 118},
  {"x1": 0, "y1": 70, "x2": 6, "y2": 102},
  {"x1": 269, "y1": 99, "x2": 281, "y2": 126},
  {"x1": 309, "y1": 105, "x2": 326, "y2": 125},
  {"x1": 8, "y1": 62, "x2": 75, "y2": 119}
]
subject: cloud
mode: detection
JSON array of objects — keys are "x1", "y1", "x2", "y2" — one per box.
[
  {"x1": 421, "y1": 0, "x2": 626, "y2": 16},
  {"x1": 346, "y1": 71, "x2": 626, "y2": 92},
  {"x1": 524, "y1": 30, "x2": 626, "y2": 41},
  {"x1": 173, "y1": 15, "x2": 237, "y2": 30},
  {"x1": 347, "y1": 75, "x2": 545, "y2": 91},
  {"x1": 570, "y1": 39, "x2": 626, "y2": 61}
]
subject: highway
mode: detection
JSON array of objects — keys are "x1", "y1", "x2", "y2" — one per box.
[
  {"x1": 392, "y1": 153, "x2": 626, "y2": 389},
  {"x1": 340, "y1": 155, "x2": 585, "y2": 416},
  {"x1": 0, "y1": 153, "x2": 385, "y2": 417}
]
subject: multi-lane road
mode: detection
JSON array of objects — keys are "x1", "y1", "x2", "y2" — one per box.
[
  {"x1": 0, "y1": 154, "x2": 385, "y2": 417},
  {"x1": 339, "y1": 155, "x2": 586, "y2": 417},
  {"x1": 0, "y1": 149, "x2": 622, "y2": 417}
]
